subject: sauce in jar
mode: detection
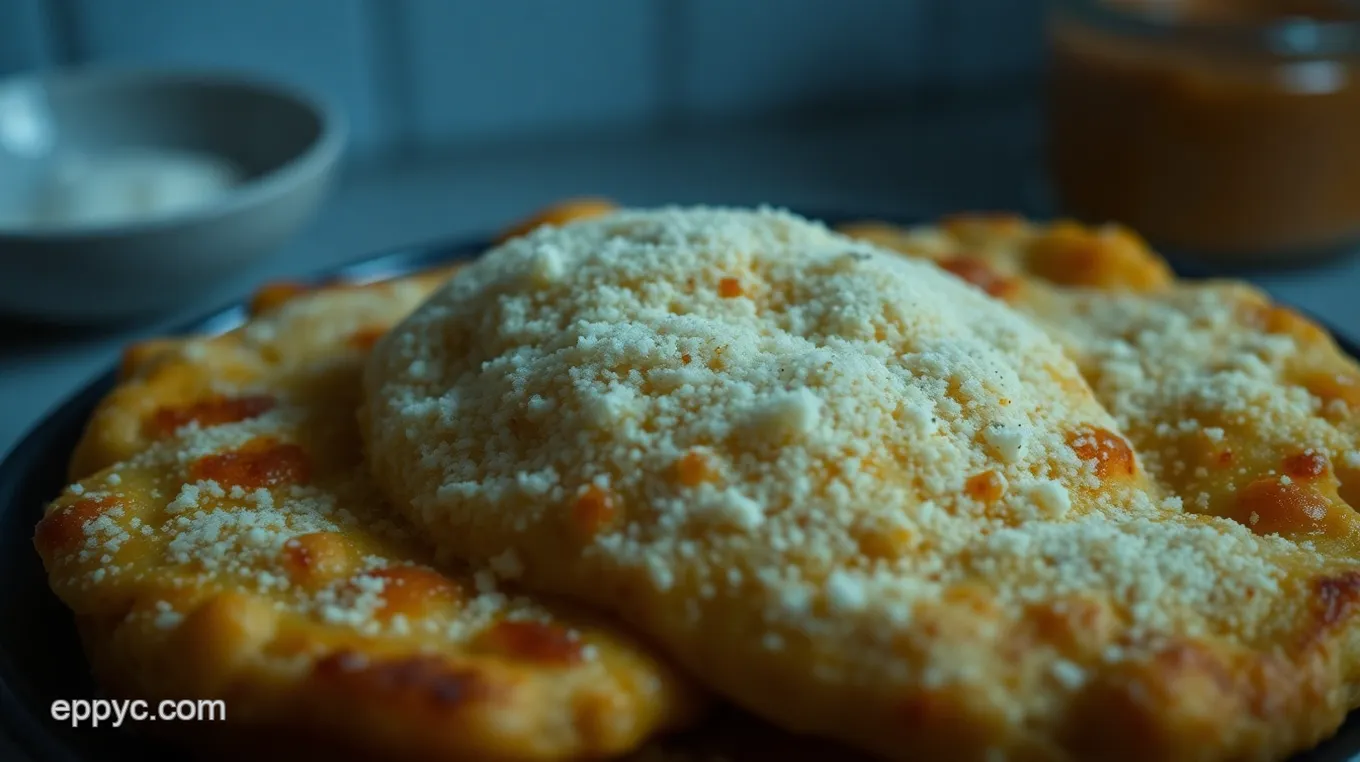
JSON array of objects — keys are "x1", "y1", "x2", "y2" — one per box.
[{"x1": 1048, "y1": 0, "x2": 1360, "y2": 263}]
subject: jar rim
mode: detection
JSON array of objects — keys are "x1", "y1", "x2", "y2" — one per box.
[{"x1": 1049, "y1": 0, "x2": 1360, "y2": 58}]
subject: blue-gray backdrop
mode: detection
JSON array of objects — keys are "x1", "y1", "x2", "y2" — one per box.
[{"x1": 0, "y1": 0, "x2": 1044, "y2": 155}]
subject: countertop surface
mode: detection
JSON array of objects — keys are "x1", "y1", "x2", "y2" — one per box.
[
  {"x1": 4, "y1": 97, "x2": 1360, "y2": 758},
  {"x1": 6, "y1": 99, "x2": 1360, "y2": 455}
]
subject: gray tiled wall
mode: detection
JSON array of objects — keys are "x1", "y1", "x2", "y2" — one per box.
[
  {"x1": 0, "y1": 0, "x2": 1044, "y2": 154},
  {"x1": 396, "y1": 0, "x2": 665, "y2": 144},
  {"x1": 0, "y1": 0, "x2": 53, "y2": 73},
  {"x1": 676, "y1": 0, "x2": 934, "y2": 117}
]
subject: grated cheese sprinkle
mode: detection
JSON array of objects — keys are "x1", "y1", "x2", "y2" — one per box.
[{"x1": 362, "y1": 207, "x2": 1334, "y2": 694}]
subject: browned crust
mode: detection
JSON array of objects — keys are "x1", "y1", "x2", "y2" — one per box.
[{"x1": 43, "y1": 203, "x2": 712, "y2": 761}]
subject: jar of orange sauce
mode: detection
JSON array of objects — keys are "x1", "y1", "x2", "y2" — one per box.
[{"x1": 1047, "y1": 0, "x2": 1360, "y2": 264}]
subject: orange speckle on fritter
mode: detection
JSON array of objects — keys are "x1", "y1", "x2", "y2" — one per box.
[
  {"x1": 1302, "y1": 371, "x2": 1360, "y2": 411},
  {"x1": 281, "y1": 532, "x2": 354, "y2": 586},
  {"x1": 1283, "y1": 451, "x2": 1328, "y2": 481},
  {"x1": 855, "y1": 524, "x2": 912, "y2": 561},
  {"x1": 965, "y1": 471, "x2": 1005, "y2": 503},
  {"x1": 1025, "y1": 221, "x2": 1170, "y2": 291},
  {"x1": 718, "y1": 277, "x2": 744, "y2": 298},
  {"x1": 1245, "y1": 304, "x2": 1327, "y2": 343},
  {"x1": 572, "y1": 485, "x2": 621, "y2": 536},
  {"x1": 35, "y1": 496, "x2": 121, "y2": 554},
  {"x1": 479, "y1": 621, "x2": 584, "y2": 665},
  {"x1": 1023, "y1": 598, "x2": 1113, "y2": 653},
  {"x1": 674, "y1": 449, "x2": 717, "y2": 487},
  {"x1": 938, "y1": 257, "x2": 1016, "y2": 299},
  {"x1": 1066, "y1": 428, "x2": 1135, "y2": 478},
  {"x1": 190, "y1": 437, "x2": 311, "y2": 489},
  {"x1": 1232, "y1": 477, "x2": 1342, "y2": 537},
  {"x1": 365, "y1": 566, "x2": 462, "y2": 617},
  {"x1": 150, "y1": 395, "x2": 276, "y2": 437}
]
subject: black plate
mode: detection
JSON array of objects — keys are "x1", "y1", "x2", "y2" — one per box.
[{"x1": 2, "y1": 222, "x2": 1360, "y2": 761}]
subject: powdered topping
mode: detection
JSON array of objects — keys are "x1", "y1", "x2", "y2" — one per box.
[
  {"x1": 845, "y1": 216, "x2": 1360, "y2": 547},
  {"x1": 37, "y1": 278, "x2": 627, "y2": 657},
  {"x1": 363, "y1": 207, "x2": 1333, "y2": 695},
  {"x1": 46, "y1": 406, "x2": 561, "y2": 645},
  {"x1": 1020, "y1": 282, "x2": 1360, "y2": 541},
  {"x1": 42, "y1": 208, "x2": 1360, "y2": 761},
  {"x1": 34, "y1": 236, "x2": 705, "y2": 762}
]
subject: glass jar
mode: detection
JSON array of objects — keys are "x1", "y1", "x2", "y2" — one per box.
[{"x1": 1047, "y1": 0, "x2": 1360, "y2": 265}]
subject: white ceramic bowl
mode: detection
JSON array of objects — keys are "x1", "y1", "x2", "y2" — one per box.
[{"x1": 0, "y1": 68, "x2": 345, "y2": 323}]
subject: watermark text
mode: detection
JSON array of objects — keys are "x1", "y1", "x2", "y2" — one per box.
[{"x1": 51, "y1": 699, "x2": 225, "y2": 728}]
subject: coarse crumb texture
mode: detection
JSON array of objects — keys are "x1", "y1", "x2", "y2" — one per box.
[
  {"x1": 364, "y1": 207, "x2": 1360, "y2": 761},
  {"x1": 67, "y1": 267, "x2": 462, "y2": 481},
  {"x1": 843, "y1": 216, "x2": 1360, "y2": 558},
  {"x1": 38, "y1": 271, "x2": 702, "y2": 762}
]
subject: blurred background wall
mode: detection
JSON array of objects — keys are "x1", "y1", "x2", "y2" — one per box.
[
  {"x1": 0, "y1": 0, "x2": 1044, "y2": 155},
  {"x1": 7, "y1": 0, "x2": 1360, "y2": 464}
]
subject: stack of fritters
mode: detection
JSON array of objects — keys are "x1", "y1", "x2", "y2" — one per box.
[{"x1": 36, "y1": 202, "x2": 1360, "y2": 762}]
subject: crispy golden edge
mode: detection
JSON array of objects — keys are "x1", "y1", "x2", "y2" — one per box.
[
  {"x1": 495, "y1": 198, "x2": 618, "y2": 245},
  {"x1": 834, "y1": 214, "x2": 1360, "y2": 760},
  {"x1": 838, "y1": 214, "x2": 1175, "y2": 297},
  {"x1": 47, "y1": 328, "x2": 705, "y2": 760},
  {"x1": 352, "y1": 208, "x2": 1360, "y2": 760},
  {"x1": 70, "y1": 204, "x2": 1360, "y2": 762},
  {"x1": 46, "y1": 206, "x2": 718, "y2": 760},
  {"x1": 70, "y1": 195, "x2": 616, "y2": 481},
  {"x1": 839, "y1": 214, "x2": 1360, "y2": 532},
  {"x1": 357, "y1": 208, "x2": 1360, "y2": 761},
  {"x1": 69, "y1": 268, "x2": 460, "y2": 483},
  {"x1": 245, "y1": 265, "x2": 468, "y2": 321},
  {"x1": 73, "y1": 586, "x2": 702, "y2": 762}
]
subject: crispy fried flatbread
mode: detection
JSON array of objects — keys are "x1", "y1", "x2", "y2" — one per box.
[
  {"x1": 67, "y1": 270, "x2": 458, "y2": 481},
  {"x1": 363, "y1": 207, "x2": 1360, "y2": 760},
  {"x1": 841, "y1": 217, "x2": 1360, "y2": 557},
  {"x1": 38, "y1": 268, "x2": 702, "y2": 761}
]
